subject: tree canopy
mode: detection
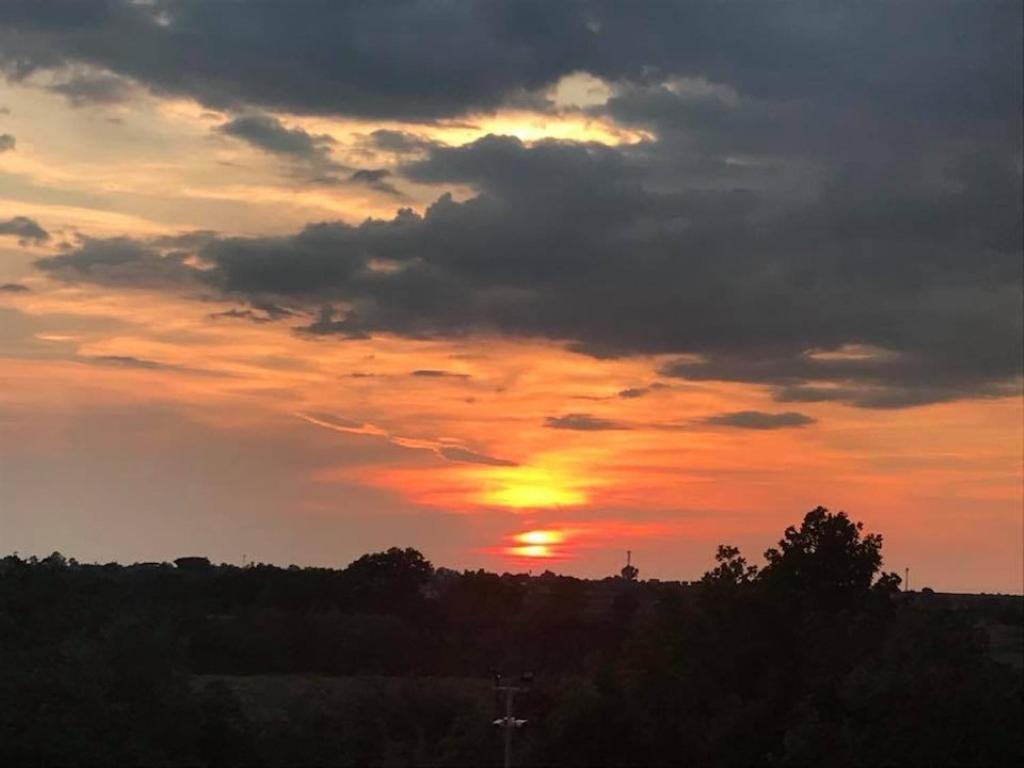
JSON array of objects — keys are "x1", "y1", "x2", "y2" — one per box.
[{"x1": 0, "y1": 509, "x2": 1020, "y2": 766}]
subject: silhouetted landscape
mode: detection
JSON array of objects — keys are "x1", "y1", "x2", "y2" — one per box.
[
  {"x1": 2, "y1": 508, "x2": 1020, "y2": 766},
  {"x1": 2, "y1": 2, "x2": 1021, "y2": 765}
]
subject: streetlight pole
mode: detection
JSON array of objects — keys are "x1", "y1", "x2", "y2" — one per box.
[{"x1": 493, "y1": 673, "x2": 531, "y2": 768}]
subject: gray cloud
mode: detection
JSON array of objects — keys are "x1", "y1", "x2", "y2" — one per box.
[
  {"x1": 367, "y1": 130, "x2": 435, "y2": 155},
  {"x1": 410, "y1": 369, "x2": 470, "y2": 379},
  {"x1": 300, "y1": 306, "x2": 370, "y2": 339},
  {"x1": 618, "y1": 388, "x2": 647, "y2": 399},
  {"x1": 18, "y1": 3, "x2": 1022, "y2": 410},
  {"x1": 218, "y1": 113, "x2": 340, "y2": 177},
  {"x1": 209, "y1": 301, "x2": 296, "y2": 324},
  {"x1": 36, "y1": 236, "x2": 195, "y2": 287},
  {"x1": 79, "y1": 354, "x2": 229, "y2": 379},
  {"x1": 219, "y1": 114, "x2": 332, "y2": 159},
  {"x1": 618, "y1": 385, "x2": 667, "y2": 399},
  {"x1": 703, "y1": 410, "x2": 816, "y2": 430},
  {"x1": 437, "y1": 445, "x2": 516, "y2": 467},
  {"x1": 151, "y1": 230, "x2": 220, "y2": 249},
  {"x1": 209, "y1": 308, "x2": 270, "y2": 323},
  {"x1": 84, "y1": 355, "x2": 177, "y2": 371},
  {"x1": 0, "y1": 216, "x2": 49, "y2": 244},
  {"x1": 48, "y1": 70, "x2": 135, "y2": 106},
  {"x1": 34, "y1": 127, "x2": 1023, "y2": 408},
  {"x1": 545, "y1": 413, "x2": 630, "y2": 431},
  {"x1": 0, "y1": 133, "x2": 14, "y2": 152},
  {"x1": 0, "y1": 0, "x2": 579, "y2": 119},
  {"x1": 0, "y1": 282, "x2": 29, "y2": 292},
  {"x1": 0, "y1": 1, "x2": 1018, "y2": 125},
  {"x1": 348, "y1": 168, "x2": 400, "y2": 196}
]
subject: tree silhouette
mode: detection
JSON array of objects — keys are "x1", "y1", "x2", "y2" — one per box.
[
  {"x1": 1, "y1": 510, "x2": 1020, "y2": 766},
  {"x1": 759, "y1": 506, "x2": 895, "y2": 611},
  {"x1": 701, "y1": 545, "x2": 759, "y2": 587},
  {"x1": 344, "y1": 547, "x2": 433, "y2": 611}
]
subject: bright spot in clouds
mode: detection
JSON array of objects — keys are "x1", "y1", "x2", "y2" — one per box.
[{"x1": 475, "y1": 466, "x2": 588, "y2": 509}]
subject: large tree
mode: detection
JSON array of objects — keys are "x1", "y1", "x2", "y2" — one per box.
[{"x1": 759, "y1": 506, "x2": 896, "y2": 611}]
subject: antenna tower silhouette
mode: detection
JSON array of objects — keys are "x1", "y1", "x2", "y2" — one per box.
[{"x1": 621, "y1": 550, "x2": 639, "y2": 581}]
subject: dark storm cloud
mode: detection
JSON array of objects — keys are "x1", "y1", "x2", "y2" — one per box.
[
  {"x1": 217, "y1": 114, "x2": 341, "y2": 178},
  {"x1": 0, "y1": 216, "x2": 49, "y2": 244},
  {"x1": 0, "y1": 0, "x2": 582, "y2": 119},
  {"x1": 34, "y1": 129, "x2": 1023, "y2": 408},
  {"x1": 367, "y1": 130, "x2": 435, "y2": 155},
  {"x1": 36, "y1": 236, "x2": 195, "y2": 287},
  {"x1": 545, "y1": 413, "x2": 630, "y2": 431},
  {"x1": 1, "y1": 1, "x2": 1019, "y2": 124},
  {"x1": 348, "y1": 169, "x2": 400, "y2": 196},
  {"x1": 219, "y1": 114, "x2": 331, "y2": 159},
  {"x1": 18, "y1": 2, "x2": 1022, "y2": 409},
  {"x1": 151, "y1": 230, "x2": 219, "y2": 249},
  {"x1": 300, "y1": 306, "x2": 370, "y2": 339},
  {"x1": 0, "y1": 133, "x2": 14, "y2": 151},
  {"x1": 704, "y1": 411, "x2": 816, "y2": 430}
]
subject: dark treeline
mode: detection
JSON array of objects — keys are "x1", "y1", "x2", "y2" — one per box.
[{"x1": 1, "y1": 507, "x2": 1021, "y2": 766}]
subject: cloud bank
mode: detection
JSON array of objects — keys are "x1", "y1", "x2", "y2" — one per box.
[{"x1": 14, "y1": 0, "x2": 1021, "y2": 410}]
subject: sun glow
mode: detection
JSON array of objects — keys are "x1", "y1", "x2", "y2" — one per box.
[
  {"x1": 475, "y1": 466, "x2": 587, "y2": 509},
  {"x1": 508, "y1": 544, "x2": 556, "y2": 558}
]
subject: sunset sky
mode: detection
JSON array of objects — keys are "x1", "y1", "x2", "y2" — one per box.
[{"x1": 0, "y1": 1, "x2": 1021, "y2": 592}]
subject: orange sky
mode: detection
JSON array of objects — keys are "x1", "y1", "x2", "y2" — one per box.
[{"x1": 1, "y1": 70, "x2": 1021, "y2": 593}]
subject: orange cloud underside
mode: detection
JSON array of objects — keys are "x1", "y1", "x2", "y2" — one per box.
[
  {"x1": 2, "y1": 262, "x2": 1022, "y2": 586},
  {"x1": 1, "y1": 78, "x2": 1021, "y2": 591}
]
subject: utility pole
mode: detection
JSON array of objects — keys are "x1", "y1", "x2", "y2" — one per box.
[
  {"x1": 905, "y1": 567, "x2": 910, "y2": 592},
  {"x1": 493, "y1": 673, "x2": 531, "y2": 768}
]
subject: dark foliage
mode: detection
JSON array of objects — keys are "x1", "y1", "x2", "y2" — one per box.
[{"x1": 1, "y1": 509, "x2": 1020, "y2": 766}]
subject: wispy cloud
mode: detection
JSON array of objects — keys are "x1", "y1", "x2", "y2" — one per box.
[{"x1": 296, "y1": 412, "x2": 514, "y2": 467}]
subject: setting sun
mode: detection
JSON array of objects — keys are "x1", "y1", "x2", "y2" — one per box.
[
  {"x1": 515, "y1": 530, "x2": 567, "y2": 545},
  {"x1": 506, "y1": 530, "x2": 570, "y2": 559},
  {"x1": 502, "y1": 529, "x2": 572, "y2": 559}
]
